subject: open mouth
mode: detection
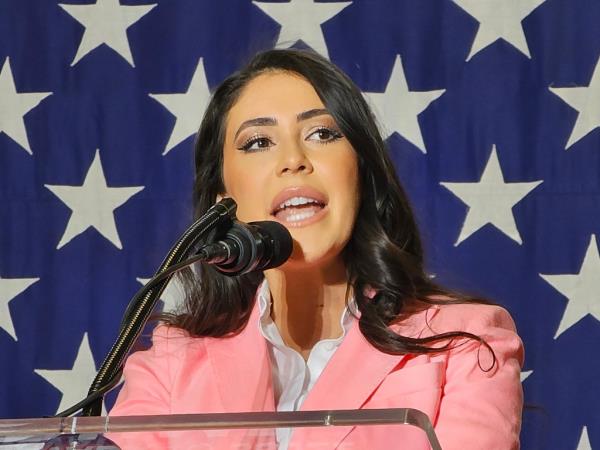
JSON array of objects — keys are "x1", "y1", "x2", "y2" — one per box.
[{"x1": 272, "y1": 196, "x2": 327, "y2": 223}]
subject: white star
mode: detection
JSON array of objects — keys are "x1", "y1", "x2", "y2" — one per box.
[
  {"x1": 453, "y1": 0, "x2": 547, "y2": 60},
  {"x1": 45, "y1": 150, "x2": 144, "y2": 250},
  {"x1": 440, "y1": 145, "x2": 542, "y2": 246},
  {"x1": 0, "y1": 276, "x2": 39, "y2": 341},
  {"x1": 540, "y1": 235, "x2": 600, "y2": 339},
  {"x1": 136, "y1": 277, "x2": 184, "y2": 314},
  {"x1": 550, "y1": 56, "x2": 600, "y2": 150},
  {"x1": 253, "y1": 0, "x2": 352, "y2": 59},
  {"x1": 35, "y1": 333, "x2": 105, "y2": 414},
  {"x1": 59, "y1": 0, "x2": 157, "y2": 67},
  {"x1": 0, "y1": 58, "x2": 51, "y2": 155},
  {"x1": 576, "y1": 426, "x2": 592, "y2": 450},
  {"x1": 149, "y1": 58, "x2": 211, "y2": 155},
  {"x1": 520, "y1": 370, "x2": 533, "y2": 382},
  {"x1": 364, "y1": 55, "x2": 445, "y2": 153}
]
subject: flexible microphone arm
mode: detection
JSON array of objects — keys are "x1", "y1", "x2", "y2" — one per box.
[{"x1": 74, "y1": 198, "x2": 237, "y2": 417}]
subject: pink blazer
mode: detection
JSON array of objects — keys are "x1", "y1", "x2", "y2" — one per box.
[{"x1": 108, "y1": 300, "x2": 523, "y2": 449}]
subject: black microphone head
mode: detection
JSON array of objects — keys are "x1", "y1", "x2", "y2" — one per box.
[
  {"x1": 211, "y1": 220, "x2": 293, "y2": 276},
  {"x1": 249, "y1": 220, "x2": 293, "y2": 270}
]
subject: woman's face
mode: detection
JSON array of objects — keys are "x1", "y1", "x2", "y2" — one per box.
[{"x1": 222, "y1": 71, "x2": 360, "y2": 267}]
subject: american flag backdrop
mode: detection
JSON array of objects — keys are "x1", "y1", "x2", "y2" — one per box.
[{"x1": 0, "y1": 0, "x2": 598, "y2": 448}]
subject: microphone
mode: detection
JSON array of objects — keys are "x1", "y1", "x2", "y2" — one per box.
[{"x1": 198, "y1": 220, "x2": 293, "y2": 275}]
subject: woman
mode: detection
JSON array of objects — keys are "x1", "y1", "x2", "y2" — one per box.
[{"x1": 109, "y1": 49, "x2": 524, "y2": 449}]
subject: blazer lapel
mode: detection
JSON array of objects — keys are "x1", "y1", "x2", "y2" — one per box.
[
  {"x1": 292, "y1": 307, "x2": 438, "y2": 449},
  {"x1": 205, "y1": 290, "x2": 440, "y2": 450},
  {"x1": 204, "y1": 301, "x2": 277, "y2": 449},
  {"x1": 205, "y1": 300, "x2": 276, "y2": 413}
]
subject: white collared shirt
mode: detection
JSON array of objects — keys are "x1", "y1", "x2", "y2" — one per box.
[{"x1": 256, "y1": 280, "x2": 355, "y2": 450}]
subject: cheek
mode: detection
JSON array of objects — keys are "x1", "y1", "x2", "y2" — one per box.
[
  {"x1": 222, "y1": 156, "x2": 268, "y2": 222},
  {"x1": 331, "y1": 156, "x2": 360, "y2": 213},
  {"x1": 234, "y1": 197, "x2": 262, "y2": 223}
]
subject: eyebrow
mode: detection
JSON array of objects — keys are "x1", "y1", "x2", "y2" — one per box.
[
  {"x1": 234, "y1": 108, "x2": 331, "y2": 140},
  {"x1": 296, "y1": 108, "x2": 330, "y2": 122}
]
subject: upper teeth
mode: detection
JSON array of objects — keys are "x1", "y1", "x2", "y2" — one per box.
[{"x1": 279, "y1": 196, "x2": 319, "y2": 209}]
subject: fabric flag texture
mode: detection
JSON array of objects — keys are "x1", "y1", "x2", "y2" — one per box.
[{"x1": 0, "y1": 1, "x2": 598, "y2": 449}]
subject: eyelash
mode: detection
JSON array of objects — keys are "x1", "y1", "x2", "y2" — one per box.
[
  {"x1": 308, "y1": 126, "x2": 344, "y2": 143},
  {"x1": 237, "y1": 134, "x2": 273, "y2": 152},
  {"x1": 237, "y1": 127, "x2": 344, "y2": 153}
]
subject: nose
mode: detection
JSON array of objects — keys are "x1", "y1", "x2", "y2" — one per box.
[{"x1": 276, "y1": 140, "x2": 313, "y2": 176}]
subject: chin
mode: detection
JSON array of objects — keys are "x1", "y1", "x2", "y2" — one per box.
[{"x1": 282, "y1": 239, "x2": 346, "y2": 270}]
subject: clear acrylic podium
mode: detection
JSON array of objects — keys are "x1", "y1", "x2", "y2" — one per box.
[{"x1": 0, "y1": 408, "x2": 441, "y2": 449}]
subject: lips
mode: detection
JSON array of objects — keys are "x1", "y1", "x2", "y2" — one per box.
[{"x1": 270, "y1": 186, "x2": 328, "y2": 226}]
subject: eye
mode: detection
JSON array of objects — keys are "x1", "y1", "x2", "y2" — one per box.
[
  {"x1": 237, "y1": 135, "x2": 275, "y2": 152},
  {"x1": 306, "y1": 127, "x2": 343, "y2": 144}
]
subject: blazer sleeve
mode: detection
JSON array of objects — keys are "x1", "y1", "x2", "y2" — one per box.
[
  {"x1": 432, "y1": 305, "x2": 524, "y2": 450},
  {"x1": 106, "y1": 325, "x2": 182, "y2": 449}
]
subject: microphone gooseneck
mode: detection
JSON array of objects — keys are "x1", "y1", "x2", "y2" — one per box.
[
  {"x1": 70, "y1": 198, "x2": 238, "y2": 417},
  {"x1": 57, "y1": 203, "x2": 294, "y2": 418}
]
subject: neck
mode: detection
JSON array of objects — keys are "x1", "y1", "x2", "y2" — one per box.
[{"x1": 264, "y1": 259, "x2": 349, "y2": 359}]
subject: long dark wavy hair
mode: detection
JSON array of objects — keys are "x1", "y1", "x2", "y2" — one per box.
[{"x1": 166, "y1": 49, "x2": 493, "y2": 362}]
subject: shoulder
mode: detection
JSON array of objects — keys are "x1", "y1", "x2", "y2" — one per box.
[
  {"x1": 149, "y1": 323, "x2": 194, "y2": 348},
  {"x1": 115, "y1": 325, "x2": 209, "y2": 403},
  {"x1": 412, "y1": 303, "x2": 524, "y2": 448},
  {"x1": 125, "y1": 324, "x2": 207, "y2": 372},
  {"x1": 426, "y1": 302, "x2": 517, "y2": 336},
  {"x1": 393, "y1": 300, "x2": 518, "y2": 338},
  {"x1": 393, "y1": 301, "x2": 523, "y2": 370}
]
